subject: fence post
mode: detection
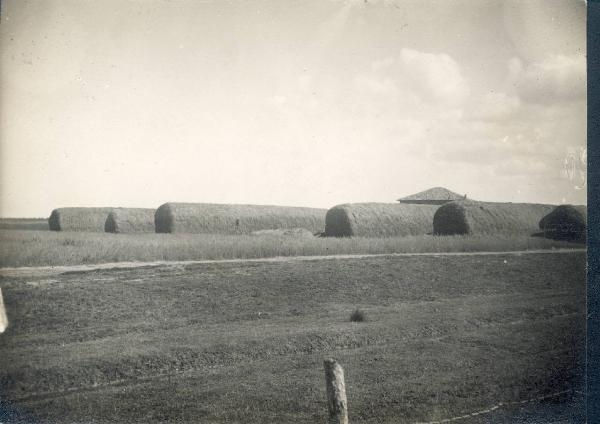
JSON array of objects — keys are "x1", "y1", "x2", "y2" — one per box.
[
  {"x1": 0, "y1": 288, "x2": 7, "y2": 333},
  {"x1": 324, "y1": 359, "x2": 348, "y2": 424}
]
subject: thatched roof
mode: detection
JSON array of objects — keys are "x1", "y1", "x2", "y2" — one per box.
[
  {"x1": 539, "y1": 205, "x2": 586, "y2": 242},
  {"x1": 105, "y1": 208, "x2": 155, "y2": 233},
  {"x1": 154, "y1": 203, "x2": 326, "y2": 234},
  {"x1": 48, "y1": 207, "x2": 114, "y2": 232},
  {"x1": 398, "y1": 187, "x2": 465, "y2": 204},
  {"x1": 433, "y1": 200, "x2": 555, "y2": 236},
  {"x1": 325, "y1": 203, "x2": 438, "y2": 237}
]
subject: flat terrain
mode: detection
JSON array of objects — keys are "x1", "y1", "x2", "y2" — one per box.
[
  {"x1": 0, "y1": 251, "x2": 586, "y2": 423},
  {"x1": 0, "y1": 218, "x2": 48, "y2": 231},
  {"x1": 0, "y1": 228, "x2": 581, "y2": 267}
]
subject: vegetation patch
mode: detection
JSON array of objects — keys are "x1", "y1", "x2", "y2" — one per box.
[
  {"x1": 350, "y1": 308, "x2": 367, "y2": 322},
  {"x1": 0, "y1": 230, "x2": 583, "y2": 268},
  {"x1": 0, "y1": 253, "x2": 586, "y2": 423}
]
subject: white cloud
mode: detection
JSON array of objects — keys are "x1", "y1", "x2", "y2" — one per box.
[
  {"x1": 354, "y1": 74, "x2": 398, "y2": 96},
  {"x1": 398, "y1": 49, "x2": 469, "y2": 106},
  {"x1": 356, "y1": 49, "x2": 469, "y2": 107},
  {"x1": 465, "y1": 91, "x2": 521, "y2": 122},
  {"x1": 266, "y1": 95, "x2": 287, "y2": 106},
  {"x1": 509, "y1": 54, "x2": 586, "y2": 103}
]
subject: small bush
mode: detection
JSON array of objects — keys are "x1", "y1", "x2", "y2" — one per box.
[
  {"x1": 350, "y1": 308, "x2": 367, "y2": 322},
  {"x1": 61, "y1": 238, "x2": 77, "y2": 246}
]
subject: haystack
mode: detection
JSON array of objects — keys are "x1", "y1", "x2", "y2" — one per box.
[
  {"x1": 324, "y1": 203, "x2": 438, "y2": 237},
  {"x1": 154, "y1": 203, "x2": 326, "y2": 234},
  {"x1": 539, "y1": 205, "x2": 587, "y2": 242},
  {"x1": 105, "y1": 208, "x2": 156, "y2": 233},
  {"x1": 433, "y1": 200, "x2": 555, "y2": 236},
  {"x1": 48, "y1": 207, "x2": 114, "y2": 232}
]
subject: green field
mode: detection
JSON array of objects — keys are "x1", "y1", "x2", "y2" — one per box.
[
  {"x1": 0, "y1": 228, "x2": 582, "y2": 268},
  {"x1": 0, "y1": 251, "x2": 586, "y2": 423}
]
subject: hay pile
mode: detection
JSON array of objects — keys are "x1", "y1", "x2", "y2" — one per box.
[
  {"x1": 539, "y1": 205, "x2": 587, "y2": 242},
  {"x1": 48, "y1": 207, "x2": 114, "y2": 232},
  {"x1": 433, "y1": 200, "x2": 555, "y2": 236},
  {"x1": 154, "y1": 203, "x2": 326, "y2": 234},
  {"x1": 324, "y1": 203, "x2": 438, "y2": 237},
  {"x1": 105, "y1": 208, "x2": 156, "y2": 233}
]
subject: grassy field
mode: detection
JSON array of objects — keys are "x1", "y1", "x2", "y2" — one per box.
[
  {"x1": 0, "y1": 251, "x2": 586, "y2": 423},
  {"x1": 0, "y1": 228, "x2": 583, "y2": 268},
  {"x1": 0, "y1": 218, "x2": 48, "y2": 231}
]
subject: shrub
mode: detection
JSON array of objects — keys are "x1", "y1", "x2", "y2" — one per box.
[{"x1": 350, "y1": 309, "x2": 367, "y2": 322}]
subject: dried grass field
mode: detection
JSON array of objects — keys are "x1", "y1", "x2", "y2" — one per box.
[
  {"x1": 0, "y1": 227, "x2": 583, "y2": 268},
  {"x1": 0, "y1": 251, "x2": 585, "y2": 423}
]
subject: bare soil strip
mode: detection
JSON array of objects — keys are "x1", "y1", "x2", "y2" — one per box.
[{"x1": 0, "y1": 248, "x2": 586, "y2": 278}]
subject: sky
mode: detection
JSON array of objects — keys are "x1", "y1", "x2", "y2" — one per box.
[{"x1": 0, "y1": 0, "x2": 587, "y2": 217}]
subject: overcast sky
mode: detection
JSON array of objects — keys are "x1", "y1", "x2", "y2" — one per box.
[{"x1": 0, "y1": 0, "x2": 587, "y2": 217}]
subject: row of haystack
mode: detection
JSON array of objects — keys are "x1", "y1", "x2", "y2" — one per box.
[
  {"x1": 323, "y1": 186, "x2": 586, "y2": 242},
  {"x1": 49, "y1": 207, "x2": 156, "y2": 233},
  {"x1": 47, "y1": 187, "x2": 586, "y2": 241},
  {"x1": 431, "y1": 201, "x2": 586, "y2": 241},
  {"x1": 324, "y1": 187, "x2": 464, "y2": 237},
  {"x1": 48, "y1": 204, "x2": 328, "y2": 235},
  {"x1": 323, "y1": 200, "x2": 586, "y2": 241}
]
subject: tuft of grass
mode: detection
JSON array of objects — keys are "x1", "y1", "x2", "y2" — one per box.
[{"x1": 350, "y1": 308, "x2": 367, "y2": 322}]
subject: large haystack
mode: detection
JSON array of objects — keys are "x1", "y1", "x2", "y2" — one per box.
[
  {"x1": 154, "y1": 203, "x2": 326, "y2": 234},
  {"x1": 324, "y1": 203, "x2": 438, "y2": 237},
  {"x1": 48, "y1": 207, "x2": 114, "y2": 232},
  {"x1": 433, "y1": 200, "x2": 555, "y2": 236},
  {"x1": 105, "y1": 208, "x2": 156, "y2": 233},
  {"x1": 539, "y1": 205, "x2": 587, "y2": 242}
]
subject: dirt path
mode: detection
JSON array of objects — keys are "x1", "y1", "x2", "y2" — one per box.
[{"x1": 0, "y1": 248, "x2": 585, "y2": 278}]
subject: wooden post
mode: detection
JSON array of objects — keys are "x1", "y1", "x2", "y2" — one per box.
[
  {"x1": 324, "y1": 359, "x2": 348, "y2": 424},
  {"x1": 0, "y1": 288, "x2": 7, "y2": 333}
]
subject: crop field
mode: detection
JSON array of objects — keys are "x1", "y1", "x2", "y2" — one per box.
[{"x1": 0, "y1": 251, "x2": 586, "y2": 423}]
